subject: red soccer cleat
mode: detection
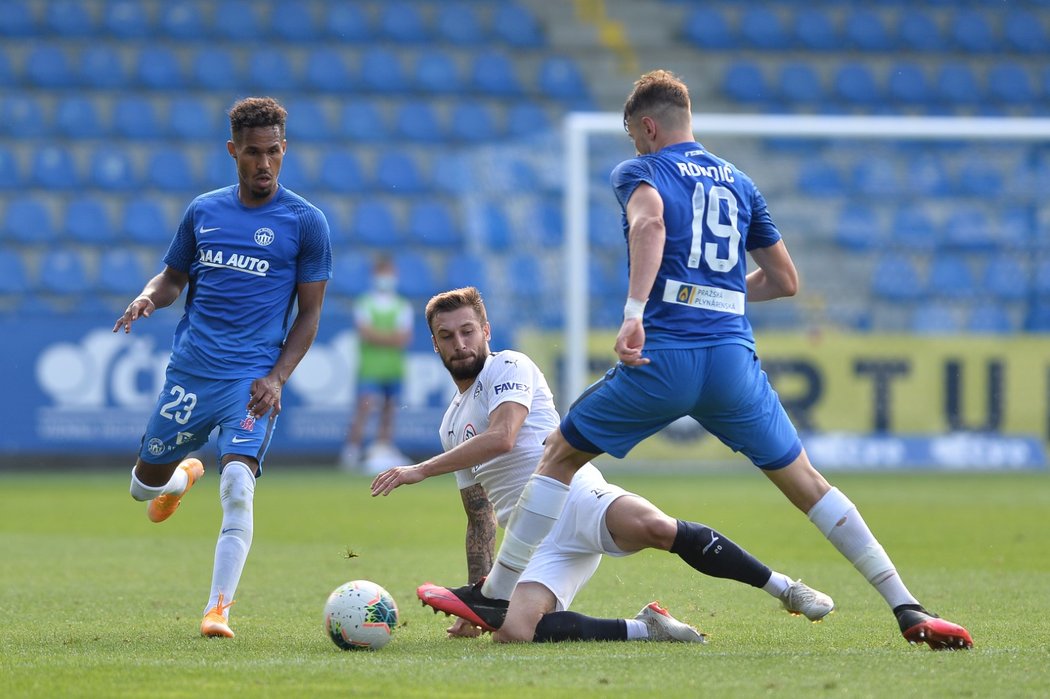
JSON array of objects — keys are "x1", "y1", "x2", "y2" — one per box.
[
  {"x1": 417, "y1": 581, "x2": 508, "y2": 632},
  {"x1": 896, "y1": 606, "x2": 973, "y2": 650}
]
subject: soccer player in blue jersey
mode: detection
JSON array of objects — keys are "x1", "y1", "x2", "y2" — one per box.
[
  {"x1": 113, "y1": 97, "x2": 332, "y2": 638},
  {"x1": 440, "y1": 70, "x2": 973, "y2": 650}
]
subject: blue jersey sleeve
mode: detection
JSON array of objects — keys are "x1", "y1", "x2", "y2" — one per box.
[
  {"x1": 744, "y1": 186, "x2": 782, "y2": 251},
  {"x1": 610, "y1": 157, "x2": 656, "y2": 210},
  {"x1": 163, "y1": 201, "x2": 198, "y2": 271},
  {"x1": 294, "y1": 203, "x2": 333, "y2": 283}
]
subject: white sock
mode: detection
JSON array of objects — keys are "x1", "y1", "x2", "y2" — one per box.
[
  {"x1": 481, "y1": 474, "x2": 570, "y2": 600},
  {"x1": 204, "y1": 461, "x2": 255, "y2": 617},
  {"x1": 762, "y1": 571, "x2": 793, "y2": 598},
  {"x1": 625, "y1": 619, "x2": 648, "y2": 640},
  {"x1": 807, "y1": 487, "x2": 918, "y2": 610},
  {"x1": 129, "y1": 465, "x2": 188, "y2": 501}
]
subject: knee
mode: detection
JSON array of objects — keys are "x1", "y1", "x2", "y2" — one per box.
[
  {"x1": 536, "y1": 430, "x2": 583, "y2": 485},
  {"x1": 633, "y1": 512, "x2": 678, "y2": 550}
]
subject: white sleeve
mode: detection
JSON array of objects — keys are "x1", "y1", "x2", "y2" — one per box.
[
  {"x1": 455, "y1": 466, "x2": 479, "y2": 491},
  {"x1": 483, "y1": 352, "x2": 538, "y2": 413}
]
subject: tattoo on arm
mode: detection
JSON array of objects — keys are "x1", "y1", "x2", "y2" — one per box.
[{"x1": 460, "y1": 484, "x2": 496, "y2": 584}]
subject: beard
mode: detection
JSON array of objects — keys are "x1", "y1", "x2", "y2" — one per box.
[{"x1": 443, "y1": 350, "x2": 488, "y2": 383}]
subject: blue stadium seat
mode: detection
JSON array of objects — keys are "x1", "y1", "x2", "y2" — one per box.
[
  {"x1": 536, "y1": 199, "x2": 563, "y2": 247},
  {"x1": 470, "y1": 51, "x2": 523, "y2": 96},
  {"x1": 435, "y1": 4, "x2": 486, "y2": 45},
  {"x1": 954, "y1": 153, "x2": 1003, "y2": 197},
  {"x1": 999, "y1": 206, "x2": 1034, "y2": 250},
  {"x1": 0, "y1": 47, "x2": 12, "y2": 88},
  {"x1": 505, "y1": 252, "x2": 544, "y2": 297},
  {"x1": 843, "y1": 9, "x2": 893, "y2": 51},
  {"x1": 310, "y1": 196, "x2": 347, "y2": 246},
  {"x1": 473, "y1": 202, "x2": 512, "y2": 252},
  {"x1": 38, "y1": 249, "x2": 93, "y2": 295},
  {"x1": 739, "y1": 7, "x2": 790, "y2": 50},
  {"x1": 444, "y1": 252, "x2": 488, "y2": 291},
  {"x1": 792, "y1": 8, "x2": 838, "y2": 51},
  {"x1": 982, "y1": 254, "x2": 1028, "y2": 301},
  {"x1": 887, "y1": 63, "x2": 932, "y2": 106},
  {"x1": 374, "y1": 150, "x2": 428, "y2": 193},
  {"x1": 0, "y1": 249, "x2": 30, "y2": 294},
  {"x1": 1003, "y1": 10, "x2": 1047, "y2": 54},
  {"x1": 986, "y1": 62, "x2": 1035, "y2": 106},
  {"x1": 683, "y1": 7, "x2": 735, "y2": 50},
  {"x1": 54, "y1": 95, "x2": 105, "y2": 139},
  {"x1": 0, "y1": 1, "x2": 37, "y2": 37},
  {"x1": 350, "y1": 200, "x2": 402, "y2": 248},
  {"x1": 1025, "y1": 302, "x2": 1050, "y2": 332},
  {"x1": 506, "y1": 102, "x2": 549, "y2": 137},
  {"x1": 395, "y1": 100, "x2": 446, "y2": 143},
  {"x1": 339, "y1": 100, "x2": 388, "y2": 142},
  {"x1": 90, "y1": 146, "x2": 138, "y2": 191},
  {"x1": 408, "y1": 199, "x2": 461, "y2": 247},
  {"x1": 967, "y1": 304, "x2": 1014, "y2": 334},
  {"x1": 122, "y1": 197, "x2": 173, "y2": 245},
  {"x1": 833, "y1": 62, "x2": 882, "y2": 105},
  {"x1": 888, "y1": 206, "x2": 938, "y2": 252},
  {"x1": 315, "y1": 147, "x2": 365, "y2": 193},
  {"x1": 834, "y1": 204, "x2": 882, "y2": 250},
  {"x1": 394, "y1": 250, "x2": 438, "y2": 298},
  {"x1": 25, "y1": 44, "x2": 74, "y2": 88},
  {"x1": 796, "y1": 159, "x2": 844, "y2": 196},
  {"x1": 538, "y1": 56, "x2": 590, "y2": 106},
  {"x1": 79, "y1": 45, "x2": 128, "y2": 89},
  {"x1": 328, "y1": 252, "x2": 372, "y2": 299},
  {"x1": 96, "y1": 249, "x2": 147, "y2": 295},
  {"x1": 136, "y1": 45, "x2": 184, "y2": 89},
  {"x1": 64, "y1": 197, "x2": 116, "y2": 245},
  {"x1": 304, "y1": 47, "x2": 353, "y2": 93},
  {"x1": 324, "y1": 3, "x2": 370, "y2": 42},
  {"x1": 44, "y1": 0, "x2": 95, "y2": 37},
  {"x1": 213, "y1": 0, "x2": 262, "y2": 41},
  {"x1": 0, "y1": 146, "x2": 22, "y2": 190},
  {"x1": 145, "y1": 146, "x2": 197, "y2": 191},
  {"x1": 170, "y1": 96, "x2": 220, "y2": 140},
  {"x1": 284, "y1": 97, "x2": 332, "y2": 142},
  {"x1": 935, "y1": 64, "x2": 981, "y2": 106},
  {"x1": 852, "y1": 158, "x2": 900, "y2": 196},
  {"x1": 360, "y1": 48, "x2": 408, "y2": 93},
  {"x1": 906, "y1": 153, "x2": 952, "y2": 197},
  {"x1": 270, "y1": 2, "x2": 320, "y2": 42},
  {"x1": 870, "y1": 256, "x2": 924, "y2": 302},
  {"x1": 276, "y1": 150, "x2": 313, "y2": 192},
  {"x1": 113, "y1": 95, "x2": 164, "y2": 139},
  {"x1": 928, "y1": 255, "x2": 977, "y2": 299},
  {"x1": 896, "y1": 9, "x2": 946, "y2": 52},
  {"x1": 246, "y1": 49, "x2": 297, "y2": 92},
  {"x1": 378, "y1": 1, "x2": 428, "y2": 43},
  {"x1": 492, "y1": 4, "x2": 544, "y2": 48},
  {"x1": 102, "y1": 0, "x2": 152, "y2": 38},
  {"x1": 158, "y1": 2, "x2": 205, "y2": 40},
  {"x1": 777, "y1": 62, "x2": 823, "y2": 105},
  {"x1": 1, "y1": 95, "x2": 47, "y2": 138},
  {"x1": 4, "y1": 198, "x2": 56, "y2": 244},
  {"x1": 723, "y1": 60, "x2": 769, "y2": 105},
  {"x1": 31, "y1": 145, "x2": 79, "y2": 190},
  {"x1": 192, "y1": 47, "x2": 242, "y2": 91},
  {"x1": 202, "y1": 148, "x2": 234, "y2": 190},
  {"x1": 910, "y1": 302, "x2": 962, "y2": 334},
  {"x1": 941, "y1": 206, "x2": 994, "y2": 251},
  {"x1": 413, "y1": 49, "x2": 463, "y2": 94},
  {"x1": 949, "y1": 9, "x2": 997, "y2": 53},
  {"x1": 449, "y1": 101, "x2": 501, "y2": 142}
]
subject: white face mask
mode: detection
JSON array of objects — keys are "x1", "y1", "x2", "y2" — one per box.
[{"x1": 374, "y1": 274, "x2": 397, "y2": 292}]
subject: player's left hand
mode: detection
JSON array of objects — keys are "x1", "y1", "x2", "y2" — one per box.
[
  {"x1": 446, "y1": 617, "x2": 484, "y2": 638},
  {"x1": 248, "y1": 375, "x2": 283, "y2": 417},
  {"x1": 370, "y1": 465, "x2": 424, "y2": 496},
  {"x1": 614, "y1": 317, "x2": 650, "y2": 366}
]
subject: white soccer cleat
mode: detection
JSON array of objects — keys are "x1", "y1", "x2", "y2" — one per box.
[
  {"x1": 780, "y1": 580, "x2": 835, "y2": 622},
  {"x1": 636, "y1": 601, "x2": 707, "y2": 643}
]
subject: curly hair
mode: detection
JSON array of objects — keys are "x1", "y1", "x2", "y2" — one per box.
[
  {"x1": 622, "y1": 69, "x2": 691, "y2": 132},
  {"x1": 425, "y1": 287, "x2": 488, "y2": 332},
  {"x1": 228, "y1": 97, "x2": 287, "y2": 141}
]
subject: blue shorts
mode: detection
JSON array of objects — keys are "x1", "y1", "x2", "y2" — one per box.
[
  {"x1": 138, "y1": 365, "x2": 276, "y2": 474},
  {"x1": 357, "y1": 379, "x2": 402, "y2": 400},
  {"x1": 561, "y1": 344, "x2": 801, "y2": 470}
]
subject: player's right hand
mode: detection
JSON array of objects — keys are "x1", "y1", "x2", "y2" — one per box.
[
  {"x1": 614, "y1": 317, "x2": 649, "y2": 366},
  {"x1": 370, "y1": 465, "x2": 425, "y2": 497},
  {"x1": 112, "y1": 296, "x2": 155, "y2": 334},
  {"x1": 446, "y1": 618, "x2": 483, "y2": 638}
]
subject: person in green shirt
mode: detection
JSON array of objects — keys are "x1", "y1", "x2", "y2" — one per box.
[{"x1": 340, "y1": 257, "x2": 412, "y2": 472}]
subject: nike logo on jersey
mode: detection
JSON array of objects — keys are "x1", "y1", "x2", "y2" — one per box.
[
  {"x1": 199, "y1": 225, "x2": 221, "y2": 234},
  {"x1": 231, "y1": 436, "x2": 253, "y2": 444}
]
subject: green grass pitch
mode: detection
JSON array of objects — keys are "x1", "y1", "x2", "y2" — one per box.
[{"x1": 2, "y1": 467, "x2": 1048, "y2": 698}]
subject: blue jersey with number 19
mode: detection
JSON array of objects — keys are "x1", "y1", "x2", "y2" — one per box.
[
  {"x1": 610, "y1": 141, "x2": 782, "y2": 350},
  {"x1": 162, "y1": 185, "x2": 332, "y2": 379}
]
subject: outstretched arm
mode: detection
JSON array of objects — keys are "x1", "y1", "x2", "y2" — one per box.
[{"x1": 112, "y1": 266, "x2": 188, "y2": 334}]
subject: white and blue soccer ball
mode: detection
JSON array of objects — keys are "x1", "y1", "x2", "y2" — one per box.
[{"x1": 324, "y1": 580, "x2": 399, "y2": 650}]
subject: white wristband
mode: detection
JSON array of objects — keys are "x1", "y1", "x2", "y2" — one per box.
[{"x1": 623, "y1": 297, "x2": 646, "y2": 321}]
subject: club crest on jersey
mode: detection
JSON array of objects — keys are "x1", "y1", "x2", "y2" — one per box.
[
  {"x1": 254, "y1": 227, "x2": 275, "y2": 246},
  {"x1": 473, "y1": 381, "x2": 483, "y2": 399},
  {"x1": 240, "y1": 411, "x2": 257, "y2": 432},
  {"x1": 146, "y1": 437, "x2": 166, "y2": 456},
  {"x1": 463, "y1": 423, "x2": 477, "y2": 440}
]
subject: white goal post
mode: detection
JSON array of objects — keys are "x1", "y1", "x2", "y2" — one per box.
[{"x1": 562, "y1": 112, "x2": 1050, "y2": 406}]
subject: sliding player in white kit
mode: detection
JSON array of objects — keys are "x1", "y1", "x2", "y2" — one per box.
[{"x1": 371, "y1": 287, "x2": 833, "y2": 643}]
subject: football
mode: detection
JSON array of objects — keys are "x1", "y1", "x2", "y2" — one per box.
[{"x1": 323, "y1": 580, "x2": 399, "y2": 650}]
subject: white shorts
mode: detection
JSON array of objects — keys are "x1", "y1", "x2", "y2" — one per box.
[{"x1": 518, "y1": 464, "x2": 633, "y2": 612}]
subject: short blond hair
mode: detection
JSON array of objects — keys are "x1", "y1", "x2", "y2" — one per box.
[
  {"x1": 622, "y1": 69, "x2": 691, "y2": 132},
  {"x1": 425, "y1": 287, "x2": 488, "y2": 332}
]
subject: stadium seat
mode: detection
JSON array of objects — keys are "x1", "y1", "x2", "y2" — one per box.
[
  {"x1": 983, "y1": 254, "x2": 1028, "y2": 301},
  {"x1": 887, "y1": 63, "x2": 932, "y2": 106},
  {"x1": 998, "y1": 206, "x2": 1034, "y2": 250},
  {"x1": 444, "y1": 251, "x2": 488, "y2": 291},
  {"x1": 796, "y1": 159, "x2": 844, "y2": 196},
  {"x1": 102, "y1": 0, "x2": 152, "y2": 38},
  {"x1": 537, "y1": 57, "x2": 590, "y2": 105},
  {"x1": 792, "y1": 8, "x2": 838, "y2": 51},
  {"x1": 682, "y1": 7, "x2": 736, "y2": 50},
  {"x1": 470, "y1": 51, "x2": 524, "y2": 97},
  {"x1": 44, "y1": 0, "x2": 95, "y2": 36},
  {"x1": 472, "y1": 202, "x2": 512, "y2": 252},
  {"x1": 408, "y1": 199, "x2": 461, "y2": 247},
  {"x1": 213, "y1": 0, "x2": 262, "y2": 40},
  {"x1": 449, "y1": 101, "x2": 502, "y2": 142},
  {"x1": 1, "y1": 94, "x2": 47, "y2": 138},
  {"x1": 350, "y1": 200, "x2": 402, "y2": 248},
  {"x1": 888, "y1": 206, "x2": 939, "y2": 252},
  {"x1": 935, "y1": 64, "x2": 982, "y2": 106},
  {"x1": 895, "y1": 9, "x2": 946, "y2": 52},
  {"x1": 192, "y1": 47, "x2": 242, "y2": 91},
  {"x1": 942, "y1": 206, "x2": 994, "y2": 251},
  {"x1": 394, "y1": 250, "x2": 438, "y2": 298},
  {"x1": 339, "y1": 100, "x2": 388, "y2": 142},
  {"x1": 374, "y1": 150, "x2": 428, "y2": 193},
  {"x1": 277, "y1": 150, "x2": 313, "y2": 192},
  {"x1": 145, "y1": 146, "x2": 198, "y2": 191},
  {"x1": 377, "y1": 1, "x2": 428, "y2": 43},
  {"x1": 906, "y1": 153, "x2": 952, "y2": 197},
  {"x1": 0, "y1": 1, "x2": 36, "y2": 36},
  {"x1": 122, "y1": 197, "x2": 174, "y2": 245},
  {"x1": 0, "y1": 146, "x2": 22, "y2": 190},
  {"x1": 739, "y1": 7, "x2": 790, "y2": 50},
  {"x1": 395, "y1": 100, "x2": 446, "y2": 143},
  {"x1": 90, "y1": 146, "x2": 138, "y2": 191},
  {"x1": 842, "y1": 9, "x2": 894, "y2": 51},
  {"x1": 328, "y1": 252, "x2": 372, "y2": 299},
  {"x1": 723, "y1": 60, "x2": 769, "y2": 105},
  {"x1": 506, "y1": 102, "x2": 550, "y2": 137},
  {"x1": 505, "y1": 252, "x2": 545, "y2": 297},
  {"x1": 170, "y1": 96, "x2": 221, "y2": 140},
  {"x1": 0, "y1": 248, "x2": 30, "y2": 294},
  {"x1": 954, "y1": 153, "x2": 1004, "y2": 197},
  {"x1": 910, "y1": 302, "x2": 962, "y2": 334},
  {"x1": 833, "y1": 62, "x2": 882, "y2": 105},
  {"x1": 413, "y1": 49, "x2": 463, "y2": 94},
  {"x1": 64, "y1": 197, "x2": 116, "y2": 245},
  {"x1": 316, "y1": 148, "x2": 366, "y2": 194},
  {"x1": 246, "y1": 50, "x2": 297, "y2": 92},
  {"x1": 158, "y1": 2, "x2": 205, "y2": 40},
  {"x1": 324, "y1": 3, "x2": 371, "y2": 42},
  {"x1": 38, "y1": 248, "x2": 93, "y2": 295},
  {"x1": 202, "y1": 147, "x2": 235, "y2": 190},
  {"x1": 136, "y1": 45, "x2": 184, "y2": 89},
  {"x1": 870, "y1": 255, "x2": 924, "y2": 302},
  {"x1": 435, "y1": 4, "x2": 487, "y2": 45},
  {"x1": 31, "y1": 145, "x2": 79, "y2": 190},
  {"x1": 1003, "y1": 10, "x2": 1047, "y2": 54},
  {"x1": 4, "y1": 198, "x2": 56, "y2": 245},
  {"x1": 96, "y1": 249, "x2": 147, "y2": 295},
  {"x1": 1025, "y1": 302, "x2": 1050, "y2": 332},
  {"x1": 284, "y1": 97, "x2": 332, "y2": 142},
  {"x1": 967, "y1": 304, "x2": 1014, "y2": 334},
  {"x1": 113, "y1": 95, "x2": 164, "y2": 139},
  {"x1": 270, "y1": 2, "x2": 320, "y2": 42},
  {"x1": 0, "y1": 47, "x2": 11, "y2": 88},
  {"x1": 928, "y1": 255, "x2": 977, "y2": 299},
  {"x1": 492, "y1": 4, "x2": 544, "y2": 48},
  {"x1": 304, "y1": 47, "x2": 353, "y2": 93},
  {"x1": 54, "y1": 95, "x2": 105, "y2": 139},
  {"x1": 360, "y1": 48, "x2": 409, "y2": 93},
  {"x1": 777, "y1": 62, "x2": 824, "y2": 105},
  {"x1": 949, "y1": 9, "x2": 998, "y2": 53},
  {"x1": 536, "y1": 199, "x2": 564, "y2": 248},
  {"x1": 25, "y1": 44, "x2": 74, "y2": 88},
  {"x1": 834, "y1": 204, "x2": 882, "y2": 250},
  {"x1": 79, "y1": 45, "x2": 128, "y2": 89},
  {"x1": 986, "y1": 62, "x2": 1036, "y2": 106},
  {"x1": 1032, "y1": 258, "x2": 1050, "y2": 298},
  {"x1": 852, "y1": 158, "x2": 900, "y2": 196}
]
